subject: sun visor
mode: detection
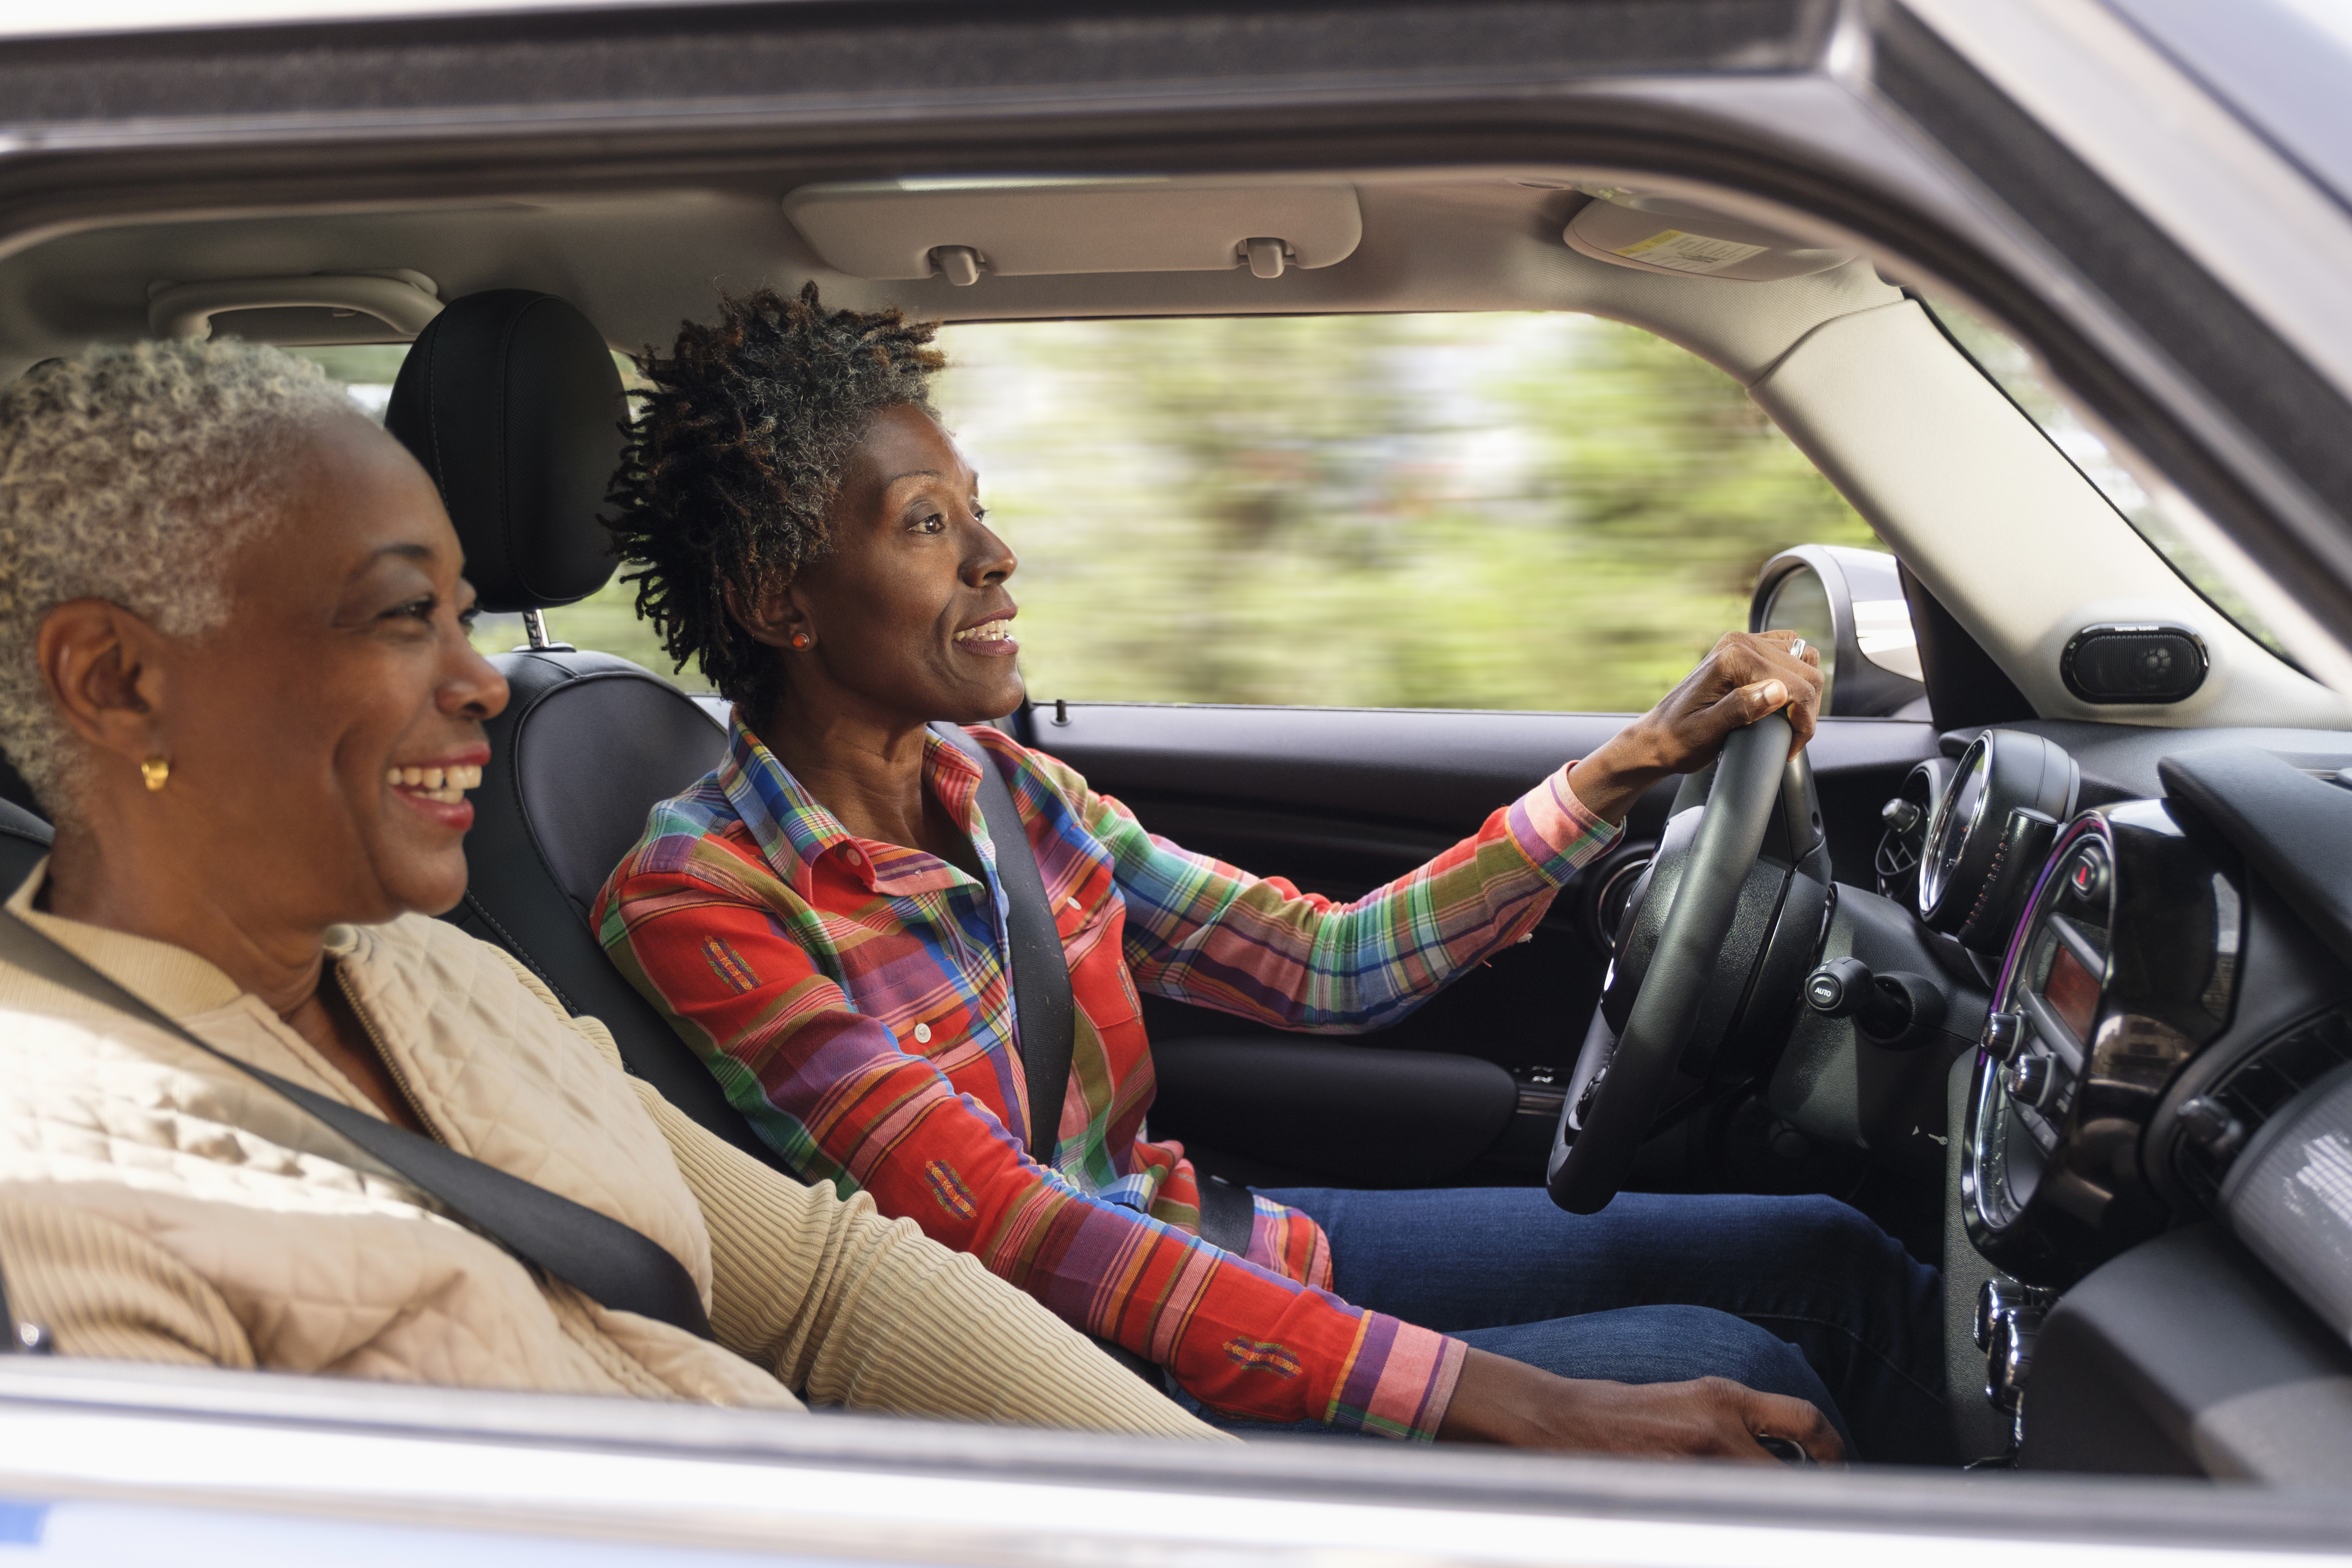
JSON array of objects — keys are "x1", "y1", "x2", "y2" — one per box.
[
  {"x1": 782, "y1": 178, "x2": 1362, "y2": 286},
  {"x1": 1564, "y1": 191, "x2": 1853, "y2": 282}
]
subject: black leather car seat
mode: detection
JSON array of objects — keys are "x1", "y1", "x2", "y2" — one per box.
[
  {"x1": 386, "y1": 290, "x2": 782, "y2": 1172},
  {"x1": 0, "y1": 799, "x2": 53, "y2": 896}
]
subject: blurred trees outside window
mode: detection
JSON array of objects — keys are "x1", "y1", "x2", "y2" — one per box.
[
  {"x1": 308, "y1": 313, "x2": 1883, "y2": 715},
  {"x1": 928, "y1": 312, "x2": 1877, "y2": 713}
]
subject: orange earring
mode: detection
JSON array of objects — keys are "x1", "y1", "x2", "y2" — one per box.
[{"x1": 789, "y1": 631, "x2": 812, "y2": 650}]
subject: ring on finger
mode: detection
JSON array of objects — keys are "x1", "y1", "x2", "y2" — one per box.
[{"x1": 1788, "y1": 637, "x2": 1807, "y2": 663}]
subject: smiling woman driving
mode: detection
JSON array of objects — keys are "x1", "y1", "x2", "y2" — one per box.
[
  {"x1": 0, "y1": 337, "x2": 1218, "y2": 1437},
  {"x1": 597, "y1": 286, "x2": 1946, "y2": 1465}
]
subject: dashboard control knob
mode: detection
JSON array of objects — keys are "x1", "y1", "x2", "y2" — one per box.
[
  {"x1": 2176, "y1": 1095, "x2": 2247, "y2": 1165},
  {"x1": 2004, "y1": 1053, "x2": 2053, "y2": 1109},
  {"x1": 1982, "y1": 1010, "x2": 2026, "y2": 1063},
  {"x1": 1880, "y1": 797, "x2": 1923, "y2": 835},
  {"x1": 1796, "y1": 959, "x2": 1928, "y2": 1044},
  {"x1": 1804, "y1": 957, "x2": 1864, "y2": 1012}
]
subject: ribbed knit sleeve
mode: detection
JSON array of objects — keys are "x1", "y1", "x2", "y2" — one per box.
[
  {"x1": 559, "y1": 1011, "x2": 1221, "y2": 1440},
  {"x1": 0, "y1": 1195, "x2": 255, "y2": 1369}
]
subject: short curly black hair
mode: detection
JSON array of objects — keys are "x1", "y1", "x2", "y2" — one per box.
[{"x1": 604, "y1": 282, "x2": 946, "y2": 708}]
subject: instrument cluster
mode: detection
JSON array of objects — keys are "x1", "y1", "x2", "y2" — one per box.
[
  {"x1": 1883, "y1": 726, "x2": 2352, "y2": 1456},
  {"x1": 1924, "y1": 733, "x2": 2244, "y2": 1283}
]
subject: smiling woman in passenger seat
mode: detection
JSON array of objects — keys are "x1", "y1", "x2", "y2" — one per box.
[
  {"x1": 596, "y1": 285, "x2": 1948, "y2": 1466},
  {"x1": 0, "y1": 338, "x2": 1221, "y2": 1441}
]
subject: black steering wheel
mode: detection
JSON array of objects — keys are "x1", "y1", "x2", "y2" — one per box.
[{"x1": 1548, "y1": 714, "x2": 1796, "y2": 1214}]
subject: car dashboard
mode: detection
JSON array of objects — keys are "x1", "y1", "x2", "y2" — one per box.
[
  {"x1": 1872, "y1": 720, "x2": 2352, "y2": 1477},
  {"x1": 1965, "y1": 797, "x2": 2241, "y2": 1279}
]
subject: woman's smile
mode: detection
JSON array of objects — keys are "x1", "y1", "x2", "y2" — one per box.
[
  {"x1": 952, "y1": 604, "x2": 1020, "y2": 658},
  {"x1": 386, "y1": 745, "x2": 490, "y2": 830}
]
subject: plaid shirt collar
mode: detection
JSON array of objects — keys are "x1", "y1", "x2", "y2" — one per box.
[{"x1": 718, "y1": 713, "x2": 1000, "y2": 903}]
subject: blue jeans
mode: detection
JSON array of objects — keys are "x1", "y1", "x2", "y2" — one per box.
[{"x1": 1171, "y1": 1187, "x2": 1948, "y2": 1466}]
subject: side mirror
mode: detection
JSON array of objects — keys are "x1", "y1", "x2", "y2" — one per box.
[{"x1": 1749, "y1": 545, "x2": 1927, "y2": 718}]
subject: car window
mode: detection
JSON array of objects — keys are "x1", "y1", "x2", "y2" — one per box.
[
  {"x1": 298, "y1": 315, "x2": 1880, "y2": 707},
  {"x1": 290, "y1": 343, "x2": 406, "y2": 422},
  {"x1": 1918, "y1": 297, "x2": 2296, "y2": 663},
  {"x1": 930, "y1": 312, "x2": 1876, "y2": 713},
  {"x1": 289, "y1": 343, "x2": 674, "y2": 669}
]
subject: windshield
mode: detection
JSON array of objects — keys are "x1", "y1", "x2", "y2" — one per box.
[{"x1": 1918, "y1": 297, "x2": 2296, "y2": 664}]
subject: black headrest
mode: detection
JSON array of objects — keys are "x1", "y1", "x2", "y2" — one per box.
[
  {"x1": 0, "y1": 795, "x2": 54, "y2": 901},
  {"x1": 386, "y1": 290, "x2": 626, "y2": 613}
]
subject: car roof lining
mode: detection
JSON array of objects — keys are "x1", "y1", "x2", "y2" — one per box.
[{"x1": 0, "y1": 169, "x2": 1904, "y2": 387}]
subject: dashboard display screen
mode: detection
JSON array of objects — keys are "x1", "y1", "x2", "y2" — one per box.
[{"x1": 2043, "y1": 942, "x2": 2101, "y2": 1042}]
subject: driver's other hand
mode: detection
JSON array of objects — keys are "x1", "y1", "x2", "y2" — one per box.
[
  {"x1": 1568, "y1": 631, "x2": 1824, "y2": 826},
  {"x1": 1436, "y1": 1348, "x2": 1845, "y2": 1465}
]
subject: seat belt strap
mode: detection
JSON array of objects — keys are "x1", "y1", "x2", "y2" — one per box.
[
  {"x1": 933, "y1": 723, "x2": 1077, "y2": 1169},
  {"x1": 1196, "y1": 1175, "x2": 1257, "y2": 1256},
  {"x1": 0, "y1": 910, "x2": 714, "y2": 1342}
]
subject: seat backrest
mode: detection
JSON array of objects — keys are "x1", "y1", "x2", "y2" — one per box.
[
  {"x1": 0, "y1": 798, "x2": 53, "y2": 895},
  {"x1": 387, "y1": 291, "x2": 786, "y2": 1173}
]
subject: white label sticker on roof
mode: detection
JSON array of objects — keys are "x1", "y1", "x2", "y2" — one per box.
[{"x1": 1611, "y1": 230, "x2": 1770, "y2": 273}]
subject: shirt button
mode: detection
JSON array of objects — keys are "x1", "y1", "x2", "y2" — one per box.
[
  {"x1": 913, "y1": 1022, "x2": 932, "y2": 1044},
  {"x1": 844, "y1": 847, "x2": 863, "y2": 865},
  {"x1": 1066, "y1": 898, "x2": 1080, "y2": 911}
]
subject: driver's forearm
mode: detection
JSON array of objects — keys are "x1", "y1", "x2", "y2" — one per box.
[{"x1": 1566, "y1": 729, "x2": 1673, "y2": 826}]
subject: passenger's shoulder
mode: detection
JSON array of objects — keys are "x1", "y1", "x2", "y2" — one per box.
[
  {"x1": 606, "y1": 788, "x2": 770, "y2": 890},
  {"x1": 362, "y1": 913, "x2": 569, "y2": 1023},
  {"x1": 363, "y1": 915, "x2": 627, "y2": 1076}
]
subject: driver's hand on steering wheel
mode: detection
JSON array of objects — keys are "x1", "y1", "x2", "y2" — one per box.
[
  {"x1": 1436, "y1": 1346, "x2": 1845, "y2": 1464},
  {"x1": 1568, "y1": 630, "x2": 1824, "y2": 826}
]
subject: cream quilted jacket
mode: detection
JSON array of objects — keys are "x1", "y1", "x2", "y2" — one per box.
[{"x1": 0, "y1": 865, "x2": 1214, "y2": 1437}]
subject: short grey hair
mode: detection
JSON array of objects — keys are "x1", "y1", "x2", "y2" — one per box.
[{"x1": 0, "y1": 339, "x2": 352, "y2": 816}]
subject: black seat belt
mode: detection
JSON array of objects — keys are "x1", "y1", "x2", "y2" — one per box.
[
  {"x1": 934, "y1": 722, "x2": 1075, "y2": 1169},
  {"x1": 932, "y1": 723, "x2": 1256, "y2": 1258},
  {"x1": 0, "y1": 910, "x2": 713, "y2": 1342},
  {"x1": 935, "y1": 723, "x2": 1182, "y2": 1385}
]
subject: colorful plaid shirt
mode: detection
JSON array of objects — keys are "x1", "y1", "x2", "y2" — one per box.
[{"x1": 595, "y1": 716, "x2": 1620, "y2": 1437}]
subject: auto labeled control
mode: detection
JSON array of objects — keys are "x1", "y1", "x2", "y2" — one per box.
[{"x1": 1803, "y1": 956, "x2": 1947, "y2": 1048}]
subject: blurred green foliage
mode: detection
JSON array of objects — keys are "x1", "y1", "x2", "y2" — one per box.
[
  {"x1": 436, "y1": 313, "x2": 1878, "y2": 713},
  {"x1": 925, "y1": 313, "x2": 1879, "y2": 712}
]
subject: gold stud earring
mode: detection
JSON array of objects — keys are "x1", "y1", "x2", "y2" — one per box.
[{"x1": 140, "y1": 757, "x2": 170, "y2": 792}]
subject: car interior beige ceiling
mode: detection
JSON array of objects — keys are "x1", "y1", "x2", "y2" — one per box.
[{"x1": 0, "y1": 175, "x2": 1902, "y2": 378}]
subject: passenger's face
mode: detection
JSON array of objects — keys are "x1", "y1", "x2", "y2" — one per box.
[
  {"x1": 784, "y1": 404, "x2": 1024, "y2": 724},
  {"x1": 168, "y1": 414, "x2": 507, "y2": 927}
]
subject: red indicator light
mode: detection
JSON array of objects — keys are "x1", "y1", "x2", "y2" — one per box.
[{"x1": 2067, "y1": 854, "x2": 2103, "y2": 899}]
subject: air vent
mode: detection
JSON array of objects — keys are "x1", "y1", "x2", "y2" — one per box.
[
  {"x1": 2174, "y1": 1007, "x2": 2352, "y2": 1202},
  {"x1": 1578, "y1": 839, "x2": 1656, "y2": 959},
  {"x1": 1874, "y1": 757, "x2": 1950, "y2": 905}
]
